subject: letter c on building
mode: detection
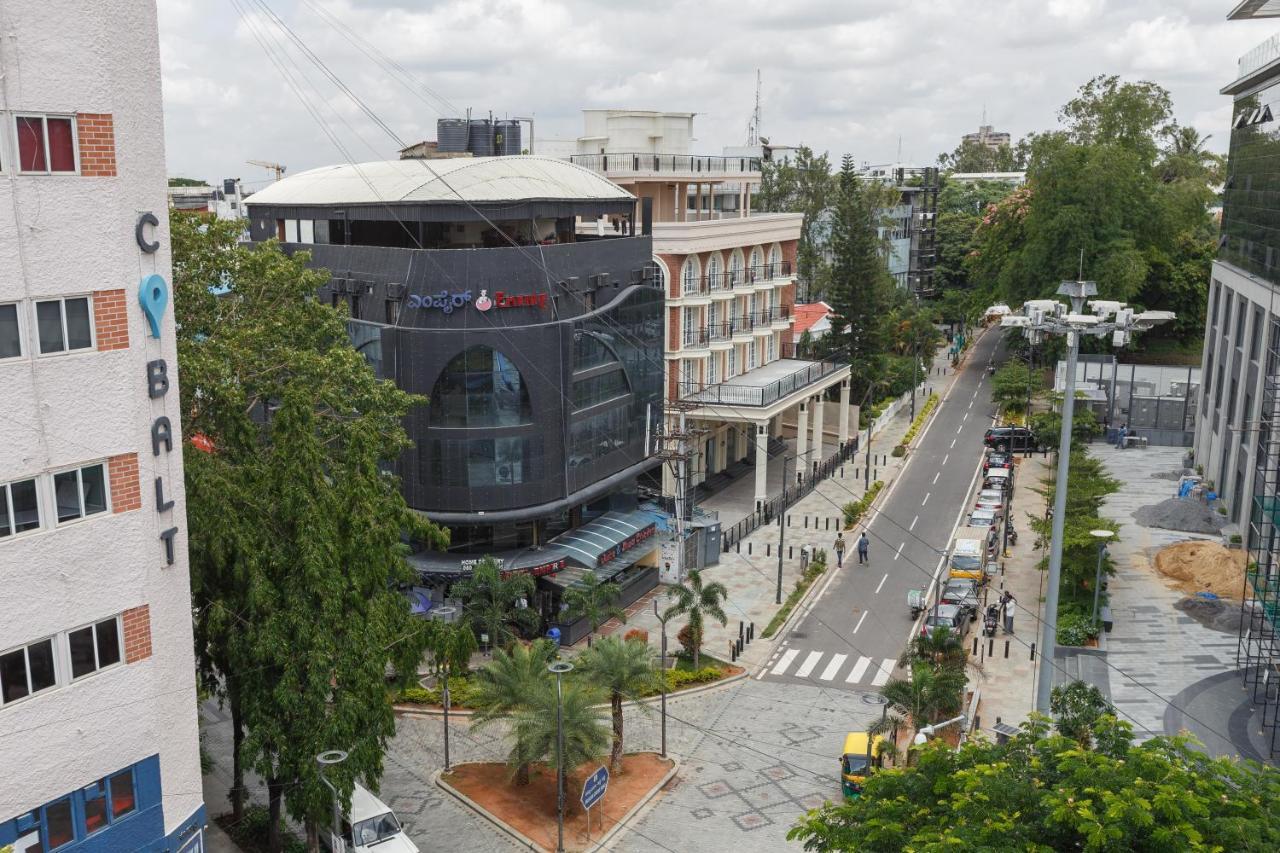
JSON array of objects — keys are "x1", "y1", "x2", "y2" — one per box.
[{"x1": 136, "y1": 212, "x2": 160, "y2": 254}]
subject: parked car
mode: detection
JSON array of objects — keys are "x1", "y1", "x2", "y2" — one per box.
[
  {"x1": 984, "y1": 451, "x2": 1013, "y2": 473},
  {"x1": 940, "y1": 577, "x2": 980, "y2": 620},
  {"x1": 967, "y1": 507, "x2": 1001, "y2": 531},
  {"x1": 982, "y1": 466, "x2": 1015, "y2": 497},
  {"x1": 921, "y1": 604, "x2": 970, "y2": 644},
  {"x1": 984, "y1": 426, "x2": 1040, "y2": 452},
  {"x1": 975, "y1": 489, "x2": 1006, "y2": 513},
  {"x1": 320, "y1": 783, "x2": 420, "y2": 853}
]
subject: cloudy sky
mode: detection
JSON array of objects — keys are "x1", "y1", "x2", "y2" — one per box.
[{"x1": 158, "y1": 0, "x2": 1277, "y2": 187}]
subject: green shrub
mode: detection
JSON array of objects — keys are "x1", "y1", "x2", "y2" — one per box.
[
  {"x1": 892, "y1": 445, "x2": 906, "y2": 457},
  {"x1": 1056, "y1": 612, "x2": 1097, "y2": 647},
  {"x1": 842, "y1": 481, "x2": 884, "y2": 528},
  {"x1": 1231, "y1": 534, "x2": 1243, "y2": 544},
  {"x1": 396, "y1": 676, "x2": 479, "y2": 708},
  {"x1": 664, "y1": 666, "x2": 724, "y2": 691},
  {"x1": 398, "y1": 686, "x2": 434, "y2": 704},
  {"x1": 221, "y1": 806, "x2": 308, "y2": 853}
]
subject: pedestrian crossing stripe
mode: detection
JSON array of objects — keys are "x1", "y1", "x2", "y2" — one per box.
[{"x1": 767, "y1": 650, "x2": 897, "y2": 688}]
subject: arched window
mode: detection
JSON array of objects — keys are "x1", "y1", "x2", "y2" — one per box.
[
  {"x1": 681, "y1": 256, "x2": 701, "y2": 295},
  {"x1": 767, "y1": 244, "x2": 783, "y2": 278},
  {"x1": 748, "y1": 246, "x2": 764, "y2": 281},
  {"x1": 651, "y1": 257, "x2": 668, "y2": 292},
  {"x1": 728, "y1": 249, "x2": 745, "y2": 286},
  {"x1": 706, "y1": 252, "x2": 723, "y2": 290},
  {"x1": 429, "y1": 346, "x2": 532, "y2": 427}
]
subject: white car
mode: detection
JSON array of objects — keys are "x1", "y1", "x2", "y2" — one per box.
[{"x1": 322, "y1": 783, "x2": 420, "y2": 853}]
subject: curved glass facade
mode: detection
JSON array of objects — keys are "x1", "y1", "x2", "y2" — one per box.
[
  {"x1": 428, "y1": 346, "x2": 532, "y2": 427},
  {"x1": 1222, "y1": 84, "x2": 1280, "y2": 278}
]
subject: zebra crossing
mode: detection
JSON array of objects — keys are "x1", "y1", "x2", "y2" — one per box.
[{"x1": 764, "y1": 647, "x2": 897, "y2": 689}]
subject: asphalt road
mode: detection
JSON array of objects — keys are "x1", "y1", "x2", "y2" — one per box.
[{"x1": 759, "y1": 329, "x2": 1004, "y2": 692}]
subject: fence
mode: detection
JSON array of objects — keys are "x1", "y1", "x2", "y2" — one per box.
[{"x1": 721, "y1": 439, "x2": 860, "y2": 552}]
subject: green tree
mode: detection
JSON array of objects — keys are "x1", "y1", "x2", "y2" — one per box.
[
  {"x1": 936, "y1": 137, "x2": 1030, "y2": 173},
  {"x1": 790, "y1": 716, "x2": 1280, "y2": 852},
  {"x1": 662, "y1": 569, "x2": 729, "y2": 670},
  {"x1": 879, "y1": 660, "x2": 967, "y2": 739},
  {"x1": 174, "y1": 213, "x2": 446, "y2": 851},
  {"x1": 756, "y1": 146, "x2": 834, "y2": 298},
  {"x1": 1060, "y1": 74, "x2": 1175, "y2": 163},
  {"x1": 562, "y1": 571, "x2": 625, "y2": 648},
  {"x1": 1031, "y1": 404, "x2": 1101, "y2": 451},
  {"x1": 576, "y1": 636, "x2": 659, "y2": 773},
  {"x1": 470, "y1": 640, "x2": 556, "y2": 785},
  {"x1": 1051, "y1": 681, "x2": 1111, "y2": 747},
  {"x1": 990, "y1": 361, "x2": 1034, "y2": 415},
  {"x1": 510, "y1": 679, "x2": 610, "y2": 783},
  {"x1": 827, "y1": 155, "x2": 895, "y2": 400},
  {"x1": 423, "y1": 620, "x2": 479, "y2": 682},
  {"x1": 452, "y1": 557, "x2": 538, "y2": 650}
]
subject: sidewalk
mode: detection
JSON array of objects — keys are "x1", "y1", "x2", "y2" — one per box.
[{"x1": 621, "y1": 348, "x2": 959, "y2": 672}]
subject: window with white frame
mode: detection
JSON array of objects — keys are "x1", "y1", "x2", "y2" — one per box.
[
  {"x1": 651, "y1": 258, "x2": 666, "y2": 291},
  {"x1": 748, "y1": 339, "x2": 758, "y2": 369},
  {"x1": 35, "y1": 296, "x2": 93, "y2": 355},
  {"x1": 0, "y1": 475, "x2": 42, "y2": 539},
  {"x1": 68, "y1": 616, "x2": 122, "y2": 680},
  {"x1": 15, "y1": 114, "x2": 77, "y2": 174},
  {"x1": 706, "y1": 252, "x2": 723, "y2": 288},
  {"x1": 0, "y1": 302, "x2": 22, "y2": 359},
  {"x1": 767, "y1": 244, "x2": 782, "y2": 276},
  {"x1": 709, "y1": 351, "x2": 720, "y2": 383},
  {"x1": 53, "y1": 462, "x2": 108, "y2": 524},
  {"x1": 768, "y1": 334, "x2": 777, "y2": 362},
  {"x1": 727, "y1": 346, "x2": 737, "y2": 377},
  {"x1": 0, "y1": 636, "x2": 57, "y2": 704},
  {"x1": 681, "y1": 256, "x2": 701, "y2": 294},
  {"x1": 728, "y1": 249, "x2": 745, "y2": 285},
  {"x1": 749, "y1": 246, "x2": 763, "y2": 273}
]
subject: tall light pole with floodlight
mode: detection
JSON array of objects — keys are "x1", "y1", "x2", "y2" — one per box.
[
  {"x1": 994, "y1": 281, "x2": 1173, "y2": 714},
  {"x1": 548, "y1": 660, "x2": 574, "y2": 853}
]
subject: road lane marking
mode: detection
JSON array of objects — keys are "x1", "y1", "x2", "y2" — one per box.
[
  {"x1": 963, "y1": 412, "x2": 969, "y2": 421},
  {"x1": 942, "y1": 454, "x2": 949, "y2": 465},
  {"x1": 969, "y1": 400, "x2": 974, "y2": 409},
  {"x1": 950, "y1": 438, "x2": 956, "y2": 448},
  {"x1": 847, "y1": 656, "x2": 872, "y2": 683},
  {"x1": 853, "y1": 611, "x2": 868, "y2": 633},
  {"x1": 894, "y1": 542, "x2": 905, "y2": 560},
  {"x1": 875, "y1": 572, "x2": 888, "y2": 594},
  {"x1": 819, "y1": 654, "x2": 848, "y2": 681},
  {"x1": 909, "y1": 515, "x2": 918, "y2": 531},
  {"x1": 922, "y1": 492, "x2": 930, "y2": 506},
  {"x1": 771, "y1": 649, "x2": 800, "y2": 675},
  {"x1": 932, "y1": 471, "x2": 940, "y2": 484},
  {"x1": 956, "y1": 424, "x2": 963, "y2": 434},
  {"x1": 795, "y1": 650, "x2": 824, "y2": 678},
  {"x1": 871, "y1": 659, "x2": 895, "y2": 687}
]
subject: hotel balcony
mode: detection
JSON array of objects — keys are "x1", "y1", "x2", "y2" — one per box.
[
  {"x1": 677, "y1": 261, "x2": 794, "y2": 299},
  {"x1": 674, "y1": 349, "x2": 847, "y2": 419}
]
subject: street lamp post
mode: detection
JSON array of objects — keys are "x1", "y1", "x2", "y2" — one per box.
[
  {"x1": 433, "y1": 606, "x2": 458, "y2": 772},
  {"x1": 775, "y1": 454, "x2": 794, "y2": 605},
  {"x1": 653, "y1": 599, "x2": 669, "y2": 758},
  {"x1": 316, "y1": 749, "x2": 349, "y2": 851},
  {"x1": 995, "y1": 282, "x2": 1173, "y2": 714},
  {"x1": 1090, "y1": 530, "x2": 1114, "y2": 624},
  {"x1": 548, "y1": 660, "x2": 574, "y2": 853}
]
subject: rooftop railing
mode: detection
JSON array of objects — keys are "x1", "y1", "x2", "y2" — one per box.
[
  {"x1": 676, "y1": 352, "x2": 845, "y2": 408},
  {"x1": 570, "y1": 153, "x2": 762, "y2": 176}
]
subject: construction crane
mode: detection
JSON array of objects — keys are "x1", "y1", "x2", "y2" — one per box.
[{"x1": 246, "y1": 159, "x2": 286, "y2": 181}]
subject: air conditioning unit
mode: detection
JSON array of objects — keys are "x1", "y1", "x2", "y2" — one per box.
[{"x1": 386, "y1": 282, "x2": 407, "y2": 300}]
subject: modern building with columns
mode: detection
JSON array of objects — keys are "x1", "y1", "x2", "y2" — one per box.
[{"x1": 570, "y1": 111, "x2": 851, "y2": 511}]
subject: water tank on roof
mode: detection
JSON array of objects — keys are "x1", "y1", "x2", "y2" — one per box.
[
  {"x1": 468, "y1": 119, "x2": 494, "y2": 157},
  {"x1": 437, "y1": 118, "x2": 468, "y2": 152},
  {"x1": 494, "y1": 120, "x2": 521, "y2": 156}
]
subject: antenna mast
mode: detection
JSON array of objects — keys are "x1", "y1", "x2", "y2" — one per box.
[{"x1": 748, "y1": 69, "x2": 762, "y2": 145}]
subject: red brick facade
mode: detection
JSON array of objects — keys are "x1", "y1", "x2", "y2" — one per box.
[
  {"x1": 108, "y1": 453, "x2": 141, "y2": 513},
  {"x1": 92, "y1": 288, "x2": 129, "y2": 351},
  {"x1": 668, "y1": 361, "x2": 680, "y2": 402},
  {"x1": 76, "y1": 113, "x2": 117, "y2": 177},
  {"x1": 668, "y1": 307, "x2": 680, "y2": 352},
  {"x1": 122, "y1": 604, "x2": 153, "y2": 663}
]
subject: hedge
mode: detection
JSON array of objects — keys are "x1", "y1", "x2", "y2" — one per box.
[
  {"x1": 841, "y1": 481, "x2": 884, "y2": 529},
  {"x1": 762, "y1": 554, "x2": 829, "y2": 639},
  {"x1": 901, "y1": 393, "x2": 940, "y2": 446}
]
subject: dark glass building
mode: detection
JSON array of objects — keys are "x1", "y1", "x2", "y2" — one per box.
[{"x1": 245, "y1": 157, "x2": 666, "y2": 637}]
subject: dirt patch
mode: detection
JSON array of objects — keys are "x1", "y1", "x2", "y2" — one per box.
[
  {"x1": 1152, "y1": 540, "x2": 1245, "y2": 599},
  {"x1": 1174, "y1": 595, "x2": 1246, "y2": 634},
  {"x1": 1134, "y1": 498, "x2": 1227, "y2": 535},
  {"x1": 444, "y1": 752, "x2": 674, "y2": 852}
]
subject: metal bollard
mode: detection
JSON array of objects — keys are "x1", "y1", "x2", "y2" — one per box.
[
  {"x1": 748, "y1": 542, "x2": 752, "y2": 555},
  {"x1": 739, "y1": 621, "x2": 744, "y2": 643},
  {"x1": 730, "y1": 641, "x2": 737, "y2": 663},
  {"x1": 749, "y1": 622, "x2": 754, "y2": 642},
  {"x1": 825, "y1": 518, "x2": 830, "y2": 531},
  {"x1": 1029, "y1": 642, "x2": 1036, "y2": 661},
  {"x1": 804, "y1": 516, "x2": 808, "y2": 529},
  {"x1": 788, "y1": 546, "x2": 793, "y2": 559},
  {"x1": 766, "y1": 543, "x2": 771, "y2": 556},
  {"x1": 736, "y1": 541, "x2": 741, "y2": 553},
  {"x1": 972, "y1": 637, "x2": 978, "y2": 655},
  {"x1": 736, "y1": 637, "x2": 743, "y2": 655},
  {"x1": 988, "y1": 639, "x2": 994, "y2": 657},
  {"x1": 1004, "y1": 640, "x2": 1010, "y2": 659}
]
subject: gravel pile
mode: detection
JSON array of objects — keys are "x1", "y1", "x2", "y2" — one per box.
[
  {"x1": 1151, "y1": 468, "x2": 1193, "y2": 481},
  {"x1": 1134, "y1": 498, "x2": 1227, "y2": 534}
]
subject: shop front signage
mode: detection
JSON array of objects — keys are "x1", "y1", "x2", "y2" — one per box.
[
  {"x1": 136, "y1": 223, "x2": 180, "y2": 566},
  {"x1": 458, "y1": 556, "x2": 566, "y2": 578},
  {"x1": 405, "y1": 288, "x2": 547, "y2": 314},
  {"x1": 597, "y1": 523, "x2": 657, "y2": 568}
]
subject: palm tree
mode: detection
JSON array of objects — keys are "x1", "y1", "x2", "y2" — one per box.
[
  {"x1": 898, "y1": 628, "x2": 967, "y2": 671},
  {"x1": 452, "y1": 557, "x2": 538, "y2": 650},
  {"x1": 881, "y1": 660, "x2": 968, "y2": 744},
  {"x1": 511, "y1": 679, "x2": 610, "y2": 786},
  {"x1": 562, "y1": 571, "x2": 625, "y2": 647},
  {"x1": 663, "y1": 569, "x2": 729, "y2": 670},
  {"x1": 1160, "y1": 125, "x2": 1225, "y2": 184},
  {"x1": 471, "y1": 640, "x2": 555, "y2": 785},
  {"x1": 577, "y1": 636, "x2": 659, "y2": 773}
]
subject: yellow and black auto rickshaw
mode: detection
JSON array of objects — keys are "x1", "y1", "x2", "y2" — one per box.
[{"x1": 840, "y1": 732, "x2": 885, "y2": 798}]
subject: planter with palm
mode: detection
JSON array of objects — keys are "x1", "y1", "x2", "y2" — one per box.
[
  {"x1": 452, "y1": 557, "x2": 538, "y2": 650},
  {"x1": 510, "y1": 679, "x2": 610, "y2": 788},
  {"x1": 663, "y1": 569, "x2": 729, "y2": 670},
  {"x1": 470, "y1": 640, "x2": 556, "y2": 785},
  {"x1": 576, "y1": 636, "x2": 659, "y2": 774},
  {"x1": 562, "y1": 571, "x2": 625, "y2": 647},
  {"x1": 879, "y1": 660, "x2": 968, "y2": 761}
]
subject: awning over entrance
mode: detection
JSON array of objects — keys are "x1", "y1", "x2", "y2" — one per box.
[
  {"x1": 541, "y1": 508, "x2": 666, "y2": 589},
  {"x1": 406, "y1": 546, "x2": 572, "y2": 583}
]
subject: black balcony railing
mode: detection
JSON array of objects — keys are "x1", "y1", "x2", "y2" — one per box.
[
  {"x1": 676, "y1": 353, "x2": 845, "y2": 408},
  {"x1": 681, "y1": 327, "x2": 709, "y2": 348},
  {"x1": 747, "y1": 261, "x2": 792, "y2": 282},
  {"x1": 679, "y1": 261, "x2": 793, "y2": 298},
  {"x1": 708, "y1": 321, "x2": 733, "y2": 342},
  {"x1": 569, "y1": 153, "x2": 762, "y2": 175}
]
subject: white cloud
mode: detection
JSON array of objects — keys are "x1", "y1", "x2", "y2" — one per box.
[{"x1": 156, "y1": 0, "x2": 1280, "y2": 180}]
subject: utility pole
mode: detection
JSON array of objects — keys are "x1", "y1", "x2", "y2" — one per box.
[
  {"x1": 659, "y1": 401, "x2": 702, "y2": 583},
  {"x1": 433, "y1": 607, "x2": 458, "y2": 772},
  {"x1": 775, "y1": 454, "x2": 794, "y2": 604},
  {"x1": 548, "y1": 661, "x2": 574, "y2": 853},
  {"x1": 653, "y1": 599, "x2": 669, "y2": 758}
]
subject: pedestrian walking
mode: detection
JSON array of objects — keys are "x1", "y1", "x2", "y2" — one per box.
[
  {"x1": 833, "y1": 532, "x2": 847, "y2": 568},
  {"x1": 1000, "y1": 590, "x2": 1016, "y2": 634},
  {"x1": 856, "y1": 531, "x2": 870, "y2": 565},
  {"x1": 1116, "y1": 423, "x2": 1128, "y2": 450}
]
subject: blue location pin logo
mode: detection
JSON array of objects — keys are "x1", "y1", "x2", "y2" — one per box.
[{"x1": 139, "y1": 274, "x2": 169, "y2": 339}]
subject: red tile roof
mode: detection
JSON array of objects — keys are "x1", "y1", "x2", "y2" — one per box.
[{"x1": 792, "y1": 301, "x2": 833, "y2": 336}]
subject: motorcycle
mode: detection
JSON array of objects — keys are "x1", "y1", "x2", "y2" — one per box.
[
  {"x1": 983, "y1": 603, "x2": 1000, "y2": 638},
  {"x1": 1008, "y1": 525, "x2": 1018, "y2": 546},
  {"x1": 908, "y1": 589, "x2": 926, "y2": 620}
]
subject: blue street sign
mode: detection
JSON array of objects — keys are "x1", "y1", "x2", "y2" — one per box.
[{"x1": 581, "y1": 765, "x2": 609, "y2": 810}]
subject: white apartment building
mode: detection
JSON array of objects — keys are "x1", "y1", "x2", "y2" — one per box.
[
  {"x1": 570, "y1": 111, "x2": 852, "y2": 510},
  {"x1": 0, "y1": 2, "x2": 205, "y2": 851}
]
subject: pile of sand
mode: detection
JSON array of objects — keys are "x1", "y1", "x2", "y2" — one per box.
[
  {"x1": 1153, "y1": 541, "x2": 1246, "y2": 599},
  {"x1": 1134, "y1": 498, "x2": 1227, "y2": 534}
]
